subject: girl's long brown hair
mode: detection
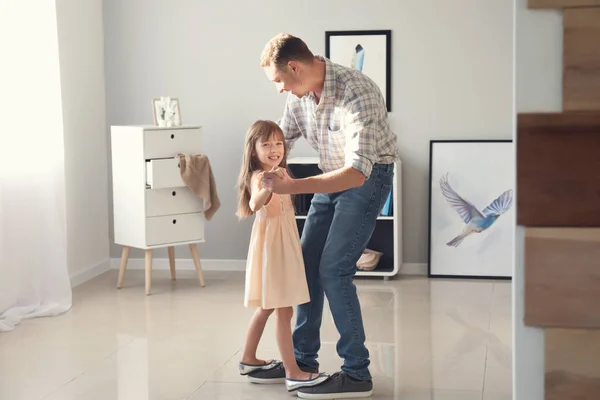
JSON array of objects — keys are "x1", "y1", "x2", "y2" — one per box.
[{"x1": 236, "y1": 120, "x2": 289, "y2": 219}]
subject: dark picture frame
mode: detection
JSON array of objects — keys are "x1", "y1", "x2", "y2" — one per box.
[
  {"x1": 325, "y1": 30, "x2": 392, "y2": 112},
  {"x1": 427, "y1": 139, "x2": 514, "y2": 280}
]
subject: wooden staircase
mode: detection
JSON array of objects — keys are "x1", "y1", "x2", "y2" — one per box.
[{"x1": 518, "y1": 1, "x2": 600, "y2": 399}]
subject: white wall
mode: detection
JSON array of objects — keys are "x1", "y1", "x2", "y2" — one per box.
[
  {"x1": 514, "y1": 0, "x2": 563, "y2": 398},
  {"x1": 56, "y1": 0, "x2": 110, "y2": 282},
  {"x1": 103, "y1": 0, "x2": 514, "y2": 263}
]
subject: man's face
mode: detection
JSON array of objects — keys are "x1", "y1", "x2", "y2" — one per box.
[{"x1": 263, "y1": 62, "x2": 308, "y2": 98}]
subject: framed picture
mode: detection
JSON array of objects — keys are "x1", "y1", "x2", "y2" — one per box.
[
  {"x1": 325, "y1": 30, "x2": 391, "y2": 112},
  {"x1": 427, "y1": 140, "x2": 514, "y2": 279},
  {"x1": 152, "y1": 96, "x2": 182, "y2": 127}
]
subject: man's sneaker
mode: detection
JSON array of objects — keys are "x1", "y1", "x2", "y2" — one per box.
[
  {"x1": 247, "y1": 362, "x2": 319, "y2": 384},
  {"x1": 297, "y1": 371, "x2": 373, "y2": 399}
]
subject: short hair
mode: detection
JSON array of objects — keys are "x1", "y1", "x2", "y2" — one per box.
[{"x1": 260, "y1": 33, "x2": 314, "y2": 69}]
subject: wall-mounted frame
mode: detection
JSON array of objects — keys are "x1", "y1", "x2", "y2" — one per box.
[{"x1": 325, "y1": 30, "x2": 391, "y2": 112}]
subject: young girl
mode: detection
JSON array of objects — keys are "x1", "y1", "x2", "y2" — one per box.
[{"x1": 236, "y1": 120, "x2": 329, "y2": 392}]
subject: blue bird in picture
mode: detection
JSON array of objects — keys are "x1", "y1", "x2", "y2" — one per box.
[{"x1": 440, "y1": 173, "x2": 513, "y2": 247}]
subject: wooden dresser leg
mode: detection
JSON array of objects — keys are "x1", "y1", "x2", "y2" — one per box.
[
  {"x1": 189, "y1": 244, "x2": 206, "y2": 287},
  {"x1": 168, "y1": 246, "x2": 176, "y2": 281},
  {"x1": 117, "y1": 246, "x2": 130, "y2": 289},
  {"x1": 145, "y1": 249, "x2": 153, "y2": 295}
]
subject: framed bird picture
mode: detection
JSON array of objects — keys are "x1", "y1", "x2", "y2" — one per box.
[{"x1": 427, "y1": 139, "x2": 514, "y2": 279}]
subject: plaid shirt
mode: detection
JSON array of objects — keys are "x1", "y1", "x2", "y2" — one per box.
[{"x1": 279, "y1": 56, "x2": 399, "y2": 179}]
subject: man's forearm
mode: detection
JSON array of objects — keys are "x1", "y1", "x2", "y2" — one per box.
[{"x1": 291, "y1": 166, "x2": 365, "y2": 194}]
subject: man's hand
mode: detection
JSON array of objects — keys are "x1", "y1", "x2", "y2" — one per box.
[
  {"x1": 261, "y1": 166, "x2": 294, "y2": 194},
  {"x1": 261, "y1": 165, "x2": 366, "y2": 195}
]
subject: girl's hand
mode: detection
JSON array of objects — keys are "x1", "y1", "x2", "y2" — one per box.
[
  {"x1": 262, "y1": 167, "x2": 294, "y2": 194},
  {"x1": 271, "y1": 166, "x2": 284, "y2": 179}
]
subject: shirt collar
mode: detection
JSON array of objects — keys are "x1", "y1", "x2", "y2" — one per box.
[{"x1": 308, "y1": 55, "x2": 336, "y2": 101}]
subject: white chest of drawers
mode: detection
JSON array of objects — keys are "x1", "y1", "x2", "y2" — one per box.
[{"x1": 110, "y1": 125, "x2": 207, "y2": 295}]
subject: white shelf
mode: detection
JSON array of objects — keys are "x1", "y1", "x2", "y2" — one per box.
[
  {"x1": 356, "y1": 269, "x2": 396, "y2": 277},
  {"x1": 288, "y1": 156, "x2": 319, "y2": 164},
  {"x1": 115, "y1": 124, "x2": 202, "y2": 130}
]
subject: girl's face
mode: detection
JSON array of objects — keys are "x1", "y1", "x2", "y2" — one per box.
[{"x1": 254, "y1": 132, "x2": 284, "y2": 170}]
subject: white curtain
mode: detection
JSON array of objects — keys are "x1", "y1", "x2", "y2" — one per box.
[{"x1": 0, "y1": 1, "x2": 72, "y2": 332}]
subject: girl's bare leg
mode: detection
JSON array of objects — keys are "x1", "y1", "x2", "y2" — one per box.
[
  {"x1": 241, "y1": 307, "x2": 274, "y2": 364},
  {"x1": 275, "y1": 307, "x2": 316, "y2": 380}
]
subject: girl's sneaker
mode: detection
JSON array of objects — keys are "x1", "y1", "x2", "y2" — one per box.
[
  {"x1": 238, "y1": 360, "x2": 281, "y2": 376},
  {"x1": 286, "y1": 373, "x2": 330, "y2": 392},
  {"x1": 247, "y1": 361, "x2": 319, "y2": 384}
]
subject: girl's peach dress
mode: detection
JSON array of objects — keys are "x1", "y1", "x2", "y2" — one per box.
[{"x1": 244, "y1": 192, "x2": 310, "y2": 309}]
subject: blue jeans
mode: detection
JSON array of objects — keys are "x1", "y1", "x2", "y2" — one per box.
[{"x1": 292, "y1": 163, "x2": 394, "y2": 381}]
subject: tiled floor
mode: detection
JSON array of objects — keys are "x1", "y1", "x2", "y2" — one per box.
[{"x1": 0, "y1": 270, "x2": 512, "y2": 400}]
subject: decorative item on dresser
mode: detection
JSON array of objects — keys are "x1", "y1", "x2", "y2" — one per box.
[
  {"x1": 287, "y1": 157, "x2": 402, "y2": 280},
  {"x1": 152, "y1": 96, "x2": 182, "y2": 127},
  {"x1": 111, "y1": 125, "x2": 216, "y2": 295}
]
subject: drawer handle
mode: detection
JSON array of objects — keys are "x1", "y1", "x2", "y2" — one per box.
[
  {"x1": 172, "y1": 191, "x2": 176, "y2": 196},
  {"x1": 172, "y1": 219, "x2": 177, "y2": 224},
  {"x1": 170, "y1": 134, "x2": 175, "y2": 139}
]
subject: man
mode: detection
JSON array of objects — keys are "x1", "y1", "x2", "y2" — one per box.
[{"x1": 251, "y1": 33, "x2": 399, "y2": 399}]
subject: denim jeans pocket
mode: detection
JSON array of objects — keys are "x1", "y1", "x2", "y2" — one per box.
[{"x1": 377, "y1": 165, "x2": 394, "y2": 185}]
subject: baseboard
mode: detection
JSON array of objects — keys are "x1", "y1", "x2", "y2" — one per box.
[
  {"x1": 109, "y1": 258, "x2": 247, "y2": 272},
  {"x1": 108, "y1": 258, "x2": 428, "y2": 276},
  {"x1": 400, "y1": 263, "x2": 427, "y2": 276},
  {"x1": 70, "y1": 259, "x2": 111, "y2": 287},
  {"x1": 69, "y1": 256, "x2": 426, "y2": 288}
]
